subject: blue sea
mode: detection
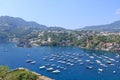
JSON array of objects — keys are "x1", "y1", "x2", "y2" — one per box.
[{"x1": 0, "y1": 43, "x2": 120, "y2": 80}]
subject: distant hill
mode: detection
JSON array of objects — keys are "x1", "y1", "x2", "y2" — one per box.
[
  {"x1": 0, "y1": 16, "x2": 47, "y2": 29},
  {"x1": 0, "y1": 16, "x2": 66, "y2": 42},
  {"x1": 81, "y1": 20, "x2": 120, "y2": 32},
  {"x1": 0, "y1": 16, "x2": 66, "y2": 30},
  {"x1": 0, "y1": 16, "x2": 66, "y2": 32},
  {"x1": 48, "y1": 26, "x2": 66, "y2": 31}
]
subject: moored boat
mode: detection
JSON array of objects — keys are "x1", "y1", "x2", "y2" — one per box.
[
  {"x1": 25, "y1": 60, "x2": 32, "y2": 63},
  {"x1": 39, "y1": 66, "x2": 46, "y2": 69},
  {"x1": 30, "y1": 61, "x2": 36, "y2": 64},
  {"x1": 47, "y1": 68, "x2": 54, "y2": 71},
  {"x1": 86, "y1": 66, "x2": 93, "y2": 69},
  {"x1": 52, "y1": 69, "x2": 60, "y2": 73}
]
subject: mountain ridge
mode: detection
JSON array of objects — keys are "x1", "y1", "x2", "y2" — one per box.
[
  {"x1": 0, "y1": 16, "x2": 47, "y2": 29},
  {"x1": 1, "y1": 16, "x2": 120, "y2": 32},
  {"x1": 0, "y1": 16, "x2": 66, "y2": 43},
  {"x1": 0, "y1": 16, "x2": 66, "y2": 31},
  {"x1": 81, "y1": 20, "x2": 120, "y2": 32}
]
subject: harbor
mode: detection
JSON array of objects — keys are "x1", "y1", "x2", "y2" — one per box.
[{"x1": 0, "y1": 43, "x2": 120, "y2": 80}]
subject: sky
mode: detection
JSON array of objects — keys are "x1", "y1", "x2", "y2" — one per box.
[{"x1": 0, "y1": 0, "x2": 120, "y2": 29}]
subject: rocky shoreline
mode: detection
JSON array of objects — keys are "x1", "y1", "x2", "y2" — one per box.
[{"x1": 16, "y1": 41, "x2": 120, "y2": 53}]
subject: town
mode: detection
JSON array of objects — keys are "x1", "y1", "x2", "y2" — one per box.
[{"x1": 14, "y1": 30, "x2": 120, "y2": 52}]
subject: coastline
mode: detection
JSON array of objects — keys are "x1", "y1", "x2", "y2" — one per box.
[
  {"x1": 11, "y1": 68, "x2": 53, "y2": 80},
  {"x1": 79, "y1": 46, "x2": 120, "y2": 54},
  {"x1": 16, "y1": 42, "x2": 120, "y2": 53},
  {"x1": 2, "y1": 42, "x2": 119, "y2": 53}
]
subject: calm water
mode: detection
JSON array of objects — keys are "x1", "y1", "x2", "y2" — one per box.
[{"x1": 0, "y1": 43, "x2": 120, "y2": 80}]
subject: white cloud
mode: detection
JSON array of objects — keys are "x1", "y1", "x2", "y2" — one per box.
[{"x1": 116, "y1": 9, "x2": 120, "y2": 15}]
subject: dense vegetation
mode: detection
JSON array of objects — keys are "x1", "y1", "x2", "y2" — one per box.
[
  {"x1": 77, "y1": 34, "x2": 120, "y2": 50},
  {"x1": 17, "y1": 30, "x2": 120, "y2": 52},
  {"x1": 0, "y1": 66, "x2": 38, "y2": 80}
]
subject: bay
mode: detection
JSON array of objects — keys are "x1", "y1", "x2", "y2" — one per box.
[{"x1": 0, "y1": 43, "x2": 120, "y2": 80}]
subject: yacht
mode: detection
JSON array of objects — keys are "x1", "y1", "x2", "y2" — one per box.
[
  {"x1": 116, "y1": 54, "x2": 120, "y2": 58},
  {"x1": 98, "y1": 68, "x2": 103, "y2": 73},
  {"x1": 52, "y1": 70, "x2": 60, "y2": 73},
  {"x1": 51, "y1": 64, "x2": 56, "y2": 67},
  {"x1": 80, "y1": 62, "x2": 84, "y2": 65},
  {"x1": 89, "y1": 56, "x2": 94, "y2": 59},
  {"x1": 106, "y1": 61, "x2": 112, "y2": 64},
  {"x1": 47, "y1": 68, "x2": 54, "y2": 71},
  {"x1": 96, "y1": 60, "x2": 101, "y2": 64},
  {"x1": 45, "y1": 64, "x2": 50, "y2": 66},
  {"x1": 100, "y1": 63, "x2": 108, "y2": 68},
  {"x1": 56, "y1": 65, "x2": 60, "y2": 68},
  {"x1": 61, "y1": 61, "x2": 66, "y2": 64},
  {"x1": 110, "y1": 64, "x2": 115, "y2": 66},
  {"x1": 86, "y1": 66, "x2": 93, "y2": 69},
  {"x1": 39, "y1": 66, "x2": 46, "y2": 69},
  {"x1": 109, "y1": 58, "x2": 115, "y2": 61},
  {"x1": 77, "y1": 59, "x2": 82, "y2": 62},
  {"x1": 86, "y1": 60, "x2": 90, "y2": 62},
  {"x1": 113, "y1": 71, "x2": 116, "y2": 74},
  {"x1": 70, "y1": 63, "x2": 74, "y2": 66},
  {"x1": 30, "y1": 61, "x2": 36, "y2": 64},
  {"x1": 42, "y1": 57, "x2": 47, "y2": 61},
  {"x1": 49, "y1": 58, "x2": 55, "y2": 61},
  {"x1": 25, "y1": 60, "x2": 32, "y2": 63}
]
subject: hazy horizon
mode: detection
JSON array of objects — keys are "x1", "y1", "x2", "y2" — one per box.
[{"x1": 0, "y1": 0, "x2": 120, "y2": 29}]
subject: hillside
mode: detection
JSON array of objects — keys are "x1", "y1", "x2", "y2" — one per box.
[
  {"x1": 0, "y1": 16, "x2": 66, "y2": 31},
  {"x1": 0, "y1": 66, "x2": 52, "y2": 80},
  {"x1": 0, "y1": 16, "x2": 66, "y2": 43},
  {"x1": 0, "y1": 16, "x2": 47, "y2": 29},
  {"x1": 81, "y1": 20, "x2": 120, "y2": 32}
]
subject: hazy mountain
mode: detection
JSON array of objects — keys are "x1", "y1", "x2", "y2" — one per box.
[
  {"x1": 0, "y1": 16, "x2": 66, "y2": 42},
  {"x1": 0, "y1": 16, "x2": 67, "y2": 31},
  {"x1": 0, "y1": 16, "x2": 47, "y2": 29},
  {"x1": 48, "y1": 26, "x2": 66, "y2": 31},
  {"x1": 81, "y1": 20, "x2": 120, "y2": 32}
]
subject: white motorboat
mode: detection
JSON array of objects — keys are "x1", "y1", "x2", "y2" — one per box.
[
  {"x1": 86, "y1": 66, "x2": 93, "y2": 69},
  {"x1": 52, "y1": 69, "x2": 60, "y2": 73},
  {"x1": 39, "y1": 66, "x2": 46, "y2": 69},
  {"x1": 98, "y1": 68, "x2": 103, "y2": 73},
  {"x1": 30, "y1": 61, "x2": 36, "y2": 64},
  {"x1": 47, "y1": 67, "x2": 54, "y2": 71}
]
